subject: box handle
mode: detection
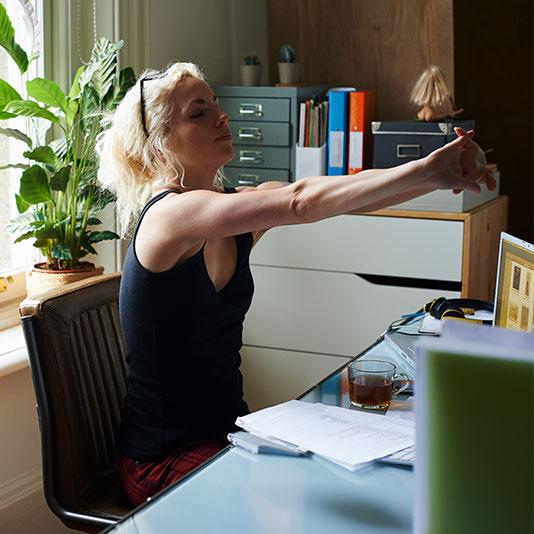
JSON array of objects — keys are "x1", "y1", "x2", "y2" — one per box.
[
  {"x1": 397, "y1": 144, "x2": 421, "y2": 159},
  {"x1": 239, "y1": 150, "x2": 263, "y2": 164},
  {"x1": 238, "y1": 127, "x2": 263, "y2": 141},
  {"x1": 239, "y1": 103, "x2": 263, "y2": 116}
]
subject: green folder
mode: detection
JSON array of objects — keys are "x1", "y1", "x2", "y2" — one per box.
[{"x1": 415, "y1": 322, "x2": 534, "y2": 534}]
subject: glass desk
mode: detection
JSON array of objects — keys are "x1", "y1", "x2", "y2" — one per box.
[{"x1": 105, "y1": 329, "x2": 420, "y2": 534}]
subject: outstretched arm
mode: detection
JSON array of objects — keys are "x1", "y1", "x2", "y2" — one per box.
[{"x1": 141, "y1": 129, "x2": 494, "y2": 264}]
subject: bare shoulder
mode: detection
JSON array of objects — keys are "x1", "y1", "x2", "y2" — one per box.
[{"x1": 135, "y1": 191, "x2": 205, "y2": 273}]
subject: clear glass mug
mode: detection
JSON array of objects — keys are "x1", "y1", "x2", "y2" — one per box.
[{"x1": 348, "y1": 359, "x2": 410, "y2": 409}]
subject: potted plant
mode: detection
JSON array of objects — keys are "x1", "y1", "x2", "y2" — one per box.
[
  {"x1": 0, "y1": 4, "x2": 136, "y2": 296},
  {"x1": 240, "y1": 52, "x2": 262, "y2": 86},
  {"x1": 278, "y1": 45, "x2": 300, "y2": 85}
]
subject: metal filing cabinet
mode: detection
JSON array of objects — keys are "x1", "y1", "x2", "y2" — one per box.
[{"x1": 214, "y1": 85, "x2": 325, "y2": 186}]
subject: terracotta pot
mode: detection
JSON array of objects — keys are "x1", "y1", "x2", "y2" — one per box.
[{"x1": 26, "y1": 262, "x2": 104, "y2": 297}]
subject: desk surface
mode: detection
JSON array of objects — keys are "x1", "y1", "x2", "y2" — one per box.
[{"x1": 106, "y1": 330, "x2": 420, "y2": 534}]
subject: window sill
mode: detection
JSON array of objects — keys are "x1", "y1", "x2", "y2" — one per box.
[{"x1": 0, "y1": 325, "x2": 29, "y2": 379}]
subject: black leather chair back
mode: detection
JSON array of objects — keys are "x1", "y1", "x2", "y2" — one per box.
[{"x1": 20, "y1": 273, "x2": 133, "y2": 532}]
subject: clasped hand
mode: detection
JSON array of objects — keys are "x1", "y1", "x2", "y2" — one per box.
[{"x1": 424, "y1": 127, "x2": 497, "y2": 194}]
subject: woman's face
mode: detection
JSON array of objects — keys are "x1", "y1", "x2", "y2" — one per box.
[{"x1": 167, "y1": 76, "x2": 233, "y2": 176}]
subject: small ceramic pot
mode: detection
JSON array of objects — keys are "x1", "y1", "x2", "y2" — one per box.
[
  {"x1": 240, "y1": 65, "x2": 262, "y2": 86},
  {"x1": 278, "y1": 62, "x2": 300, "y2": 84}
]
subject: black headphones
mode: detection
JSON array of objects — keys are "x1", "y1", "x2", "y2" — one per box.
[{"x1": 424, "y1": 296, "x2": 494, "y2": 320}]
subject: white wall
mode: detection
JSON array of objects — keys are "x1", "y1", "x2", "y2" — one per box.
[
  {"x1": 0, "y1": 367, "x2": 74, "y2": 533},
  {"x1": 149, "y1": 0, "x2": 269, "y2": 85}
]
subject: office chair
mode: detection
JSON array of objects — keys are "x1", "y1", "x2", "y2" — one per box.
[{"x1": 19, "y1": 273, "x2": 134, "y2": 533}]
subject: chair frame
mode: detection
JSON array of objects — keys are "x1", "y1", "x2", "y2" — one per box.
[{"x1": 20, "y1": 274, "x2": 128, "y2": 533}]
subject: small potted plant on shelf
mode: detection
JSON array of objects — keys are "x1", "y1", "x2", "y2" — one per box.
[
  {"x1": 278, "y1": 44, "x2": 300, "y2": 85},
  {"x1": 0, "y1": 4, "x2": 136, "y2": 296},
  {"x1": 240, "y1": 52, "x2": 262, "y2": 86}
]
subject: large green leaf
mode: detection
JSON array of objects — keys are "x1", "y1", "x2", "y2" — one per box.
[
  {"x1": 14, "y1": 230, "x2": 33, "y2": 243},
  {"x1": 0, "y1": 4, "x2": 29, "y2": 74},
  {"x1": 19, "y1": 164, "x2": 52, "y2": 204},
  {"x1": 23, "y1": 146, "x2": 57, "y2": 165},
  {"x1": 33, "y1": 237, "x2": 53, "y2": 248},
  {"x1": 109, "y1": 67, "x2": 136, "y2": 110},
  {"x1": 68, "y1": 65, "x2": 85, "y2": 99},
  {"x1": 87, "y1": 230, "x2": 119, "y2": 243},
  {"x1": 49, "y1": 137, "x2": 68, "y2": 159},
  {"x1": 26, "y1": 78, "x2": 68, "y2": 113},
  {"x1": 84, "y1": 38, "x2": 123, "y2": 104},
  {"x1": 0, "y1": 79, "x2": 22, "y2": 110},
  {"x1": 65, "y1": 99, "x2": 78, "y2": 127},
  {"x1": 6, "y1": 212, "x2": 33, "y2": 234},
  {"x1": 34, "y1": 225, "x2": 61, "y2": 239},
  {"x1": 0, "y1": 127, "x2": 32, "y2": 147},
  {"x1": 49, "y1": 165, "x2": 71, "y2": 191},
  {"x1": 4, "y1": 100, "x2": 59, "y2": 123},
  {"x1": 80, "y1": 242, "x2": 97, "y2": 256},
  {"x1": 15, "y1": 193, "x2": 30, "y2": 213}
]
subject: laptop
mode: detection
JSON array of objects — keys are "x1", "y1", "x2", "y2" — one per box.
[{"x1": 493, "y1": 232, "x2": 534, "y2": 332}]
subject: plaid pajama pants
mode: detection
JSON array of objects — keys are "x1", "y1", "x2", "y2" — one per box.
[{"x1": 118, "y1": 438, "x2": 228, "y2": 506}]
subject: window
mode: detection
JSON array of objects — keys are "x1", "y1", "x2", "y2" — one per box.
[
  {"x1": 1, "y1": 0, "x2": 43, "y2": 273},
  {"x1": 0, "y1": 0, "x2": 43, "y2": 326}
]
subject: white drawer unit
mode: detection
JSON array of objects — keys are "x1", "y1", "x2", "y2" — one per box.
[
  {"x1": 251, "y1": 214, "x2": 464, "y2": 282},
  {"x1": 244, "y1": 265, "x2": 459, "y2": 356},
  {"x1": 241, "y1": 198, "x2": 508, "y2": 408}
]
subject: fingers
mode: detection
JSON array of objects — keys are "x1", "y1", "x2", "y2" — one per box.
[
  {"x1": 459, "y1": 179, "x2": 481, "y2": 193},
  {"x1": 454, "y1": 127, "x2": 475, "y2": 140},
  {"x1": 479, "y1": 168, "x2": 497, "y2": 191}
]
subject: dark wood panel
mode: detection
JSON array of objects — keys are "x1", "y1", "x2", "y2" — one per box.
[
  {"x1": 454, "y1": 0, "x2": 533, "y2": 242},
  {"x1": 266, "y1": 0, "x2": 454, "y2": 119},
  {"x1": 267, "y1": 0, "x2": 532, "y2": 241}
]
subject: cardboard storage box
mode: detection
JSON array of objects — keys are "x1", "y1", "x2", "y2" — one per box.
[
  {"x1": 372, "y1": 119, "x2": 475, "y2": 168},
  {"x1": 390, "y1": 169, "x2": 500, "y2": 213}
]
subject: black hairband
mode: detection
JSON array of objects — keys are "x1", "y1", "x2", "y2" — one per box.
[{"x1": 139, "y1": 68, "x2": 169, "y2": 138}]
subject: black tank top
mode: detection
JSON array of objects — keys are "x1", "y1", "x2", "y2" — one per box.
[{"x1": 118, "y1": 187, "x2": 254, "y2": 460}]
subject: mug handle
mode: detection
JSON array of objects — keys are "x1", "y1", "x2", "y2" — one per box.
[{"x1": 393, "y1": 373, "x2": 411, "y2": 396}]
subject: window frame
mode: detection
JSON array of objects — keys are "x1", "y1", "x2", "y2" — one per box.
[{"x1": 0, "y1": 0, "x2": 45, "y2": 329}]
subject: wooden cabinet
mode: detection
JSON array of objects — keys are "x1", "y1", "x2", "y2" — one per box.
[{"x1": 241, "y1": 197, "x2": 508, "y2": 410}]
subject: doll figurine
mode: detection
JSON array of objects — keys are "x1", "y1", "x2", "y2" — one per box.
[{"x1": 410, "y1": 65, "x2": 464, "y2": 121}]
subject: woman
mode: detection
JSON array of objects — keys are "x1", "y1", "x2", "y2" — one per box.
[{"x1": 97, "y1": 62, "x2": 494, "y2": 506}]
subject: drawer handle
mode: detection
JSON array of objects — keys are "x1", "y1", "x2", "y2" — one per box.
[
  {"x1": 239, "y1": 150, "x2": 263, "y2": 164},
  {"x1": 239, "y1": 103, "x2": 263, "y2": 116},
  {"x1": 397, "y1": 144, "x2": 421, "y2": 159},
  {"x1": 237, "y1": 174, "x2": 260, "y2": 186},
  {"x1": 238, "y1": 127, "x2": 263, "y2": 141}
]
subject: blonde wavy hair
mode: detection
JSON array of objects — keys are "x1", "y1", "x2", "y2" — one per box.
[{"x1": 96, "y1": 62, "x2": 225, "y2": 237}]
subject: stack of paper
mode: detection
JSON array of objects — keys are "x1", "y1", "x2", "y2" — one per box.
[{"x1": 236, "y1": 400, "x2": 414, "y2": 471}]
